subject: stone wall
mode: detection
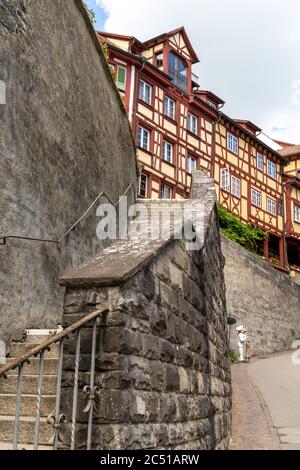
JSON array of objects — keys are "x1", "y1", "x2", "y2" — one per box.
[
  {"x1": 0, "y1": 0, "x2": 137, "y2": 342},
  {"x1": 59, "y1": 173, "x2": 232, "y2": 450},
  {"x1": 222, "y1": 235, "x2": 300, "y2": 356}
]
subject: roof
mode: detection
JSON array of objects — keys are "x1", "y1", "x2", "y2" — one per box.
[
  {"x1": 233, "y1": 120, "x2": 262, "y2": 134},
  {"x1": 274, "y1": 139, "x2": 296, "y2": 148},
  {"x1": 99, "y1": 31, "x2": 144, "y2": 52},
  {"x1": 194, "y1": 90, "x2": 225, "y2": 106},
  {"x1": 278, "y1": 145, "x2": 300, "y2": 158},
  {"x1": 143, "y1": 27, "x2": 199, "y2": 64},
  {"x1": 221, "y1": 112, "x2": 287, "y2": 163}
]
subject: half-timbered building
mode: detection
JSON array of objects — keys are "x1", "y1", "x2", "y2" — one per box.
[{"x1": 98, "y1": 27, "x2": 300, "y2": 271}]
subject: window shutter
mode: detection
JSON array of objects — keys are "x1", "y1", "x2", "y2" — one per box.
[
  {"x1": 221, "y1": 168, "x2": 230, "y2": 192},
  {"x1": 116, "y1": 66, "x2": 127, "y2": 91}
]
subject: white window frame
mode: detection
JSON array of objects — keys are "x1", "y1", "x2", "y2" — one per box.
[
  {"x1": 156, "y1": 52, "x2": 163, "y2": 69},
  {"x1": 294, "y1": 204, "x2": 300, "y2": 223},
  {"x1": 116, "y1": 65, "x2": 127, "y2": 91},
  {"x1": 138, "y1": 173, "x2": 148, "y2": 198},
  {"x1": 231, "y1": 175, "x2": 241, "y2": 199},
  {"x1": 187, "y1": 155, "x2": 197, "y2": 174},
  {"x1": 188, "y1": 113, "x2": 198, "y2": 134},
  {"x1": 251, "y1": 188, "x2": 262, "y2": 208},
  {"x1": 160, "y1": 183, "x2": 172, "y2": 200},
  {"x1": 162, "y1": 140, "x2": 173, "y2": 164},
  {"x1": 227, "y1": 133, "x2": 239, "y2": 155},
  {"x1": 138, "y1": 126, "x2": 150, "y2": 151},
  {"x1": 267, "y1": 159, "x2": 277, "y2": 180},
  {"x1": 257, "y1": 152, "x2": 263, "y2": 171},
  {"x1": 164, "y1": 96, "x2": 175, "y2": 120},
  {"x1": 139, "y1": 80, "x2": 152, "y2": 105},
  {"x1": 267, "y1": 197, "x2": 276, "y2": 216},
  {"x1": 221, "y1": 168, "x2": 230, "y2": 193}
]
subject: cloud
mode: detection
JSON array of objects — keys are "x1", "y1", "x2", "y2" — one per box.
[
  {"x1": 97, "y1": 0, "x2": 300, "y2": 143},
  {"x1": 271, "y1": 127, "x2": 287, "y2": 133}
]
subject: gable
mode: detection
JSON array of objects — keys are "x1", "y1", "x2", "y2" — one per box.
[{"x1": 168, "y1": 32, "x2": 193, "y2": 63}]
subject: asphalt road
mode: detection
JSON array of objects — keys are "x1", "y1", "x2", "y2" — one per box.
[{"x1": 248, "y1": 351, "x2": 300, "y2": 450}]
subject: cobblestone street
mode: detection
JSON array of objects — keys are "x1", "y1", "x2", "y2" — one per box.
[
  {"x1": 231, "y1": 362, "x2": 280, "y2": 450},
  {"x1": 231, "y1": 352, "x2": 300, "y2": 450}
]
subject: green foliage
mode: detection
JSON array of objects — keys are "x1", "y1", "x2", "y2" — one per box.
[
  {"x1": 218, "y1": 205, "x2": 267, "y2": 254},
  {"x1": 83, "y1": 2, "x2": 96, "y2": 24},
  {"x1": 228, "y1": 350, "x2": 239, "y2": 364}
]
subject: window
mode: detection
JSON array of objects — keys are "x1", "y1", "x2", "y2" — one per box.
[
  {"x1": 221, "y1": 168, "x2": 230, "y2": 192},
  {"x1": 156, "y1": 52, "x2": 163, "y2": 69},
  {"x1": 138, "y1": 126, "x2": 150, "y2": 151},
  {"x1": 138, "y1": 173, "x2": 148, "y2": 198},
  {"x1": 295, "y1": 204, "x2": 300, "y2": 223},
  {"x1": 207, "y1": 100, "x2": 217, "y2": 109},
  {"x1": 267, "y1": 198, "x2": 276, "y2": 216},
  {"x1": 116, "y1": 66, "x2": 127, "y2": 91},
  {"x1": 227, "y1": 133, "x2": 239, "y2": 155},
  {"x1": 168, "y1": 51, "x2": 187, "y2": 92},
  {"x1": 188, "y1": 113, "x2": 198, "y2": 134},
  {"x1": 251, "y1": 188, "x2": 262, "y2": 208},
  {"x1": 278, "y1": 200, "x2": 283, "y2": 217},
  {"x1": 139, "y1": 80, "x2": 152, "y2": 105},
  {"x1": 108, "y1": 64, "x2": 115, "y2": 75},
  {"x1": 160, "y1": 183, "x2": 172, "y2": 200},
  {"x1": 267, "y1": 160, "x2": 277, "y2": 179},
  {"x1": 162, "y1": 140, "x2": 173, "y2": 163},
  {"x1": 231, "y1": 176, "x2": 241, "y2": 199},
  {"x1": 187, "y1": 155, "x2": 197, "y2": 174},
  {"x1": 164, "y1": 96, "x2": 175, "y2": 120},
  {"x1": 257, "y1": 152, "x2": 263, "y2": 171}
]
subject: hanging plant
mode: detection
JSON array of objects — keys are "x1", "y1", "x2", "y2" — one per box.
[{"x1": 218, "y1": 205, "x2": 268, "y2": 254}]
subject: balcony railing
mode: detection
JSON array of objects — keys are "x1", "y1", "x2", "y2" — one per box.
[{"x1": 168, "y1": 66, "x2": 187, "y2": 93}]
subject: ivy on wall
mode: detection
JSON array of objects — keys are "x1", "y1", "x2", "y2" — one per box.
[
  {"x1": 83, "y1": 2, "x2": 96, "y2": 25},
  {"x1": 218, "y1": 205, "x2": 267, "y2": 254}
]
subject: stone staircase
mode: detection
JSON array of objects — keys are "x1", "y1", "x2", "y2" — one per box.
[{"x1": 0, "y1": 330, "x2": 60, "y2": 450}]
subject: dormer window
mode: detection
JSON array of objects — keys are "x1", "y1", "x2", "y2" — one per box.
[
  {"x1": 207, "y1": 100, "x2": 217, "y2": 109},
  {"x1": 168, "y1": 51, "x2": 187, "y2": 93},
  {"x1": 156, "y1": 52, "x2": 163, "y2": 69}
]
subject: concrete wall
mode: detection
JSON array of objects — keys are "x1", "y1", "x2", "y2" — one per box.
[
  {"x1": 59, "y1": 173, "x2": 231, "y2": 450},
  {"x1": 0, "y1": 0, "x2": 137, "y2": 342},
  {"x1": 222, "y1": 236, "x2": 300, "y2": 356}
]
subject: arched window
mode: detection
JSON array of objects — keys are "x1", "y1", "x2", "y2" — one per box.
[{"x1": 168, "y1": 51, "x2": 187, "y2": 92}]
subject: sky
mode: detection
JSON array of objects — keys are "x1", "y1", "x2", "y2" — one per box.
[{"x1": 86, "y1": 0, "x2": 300, "y2": 144}]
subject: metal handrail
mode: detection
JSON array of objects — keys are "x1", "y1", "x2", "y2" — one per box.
[
  {"x1": 0, "y1": 181, "x2": 135, "y2": 246},
  {"x1": 0, "y1": 307, "x2": 108, "y2": 377},
  {"x1": 0, "y1": 307, "x2": 109, "y2": 450}
]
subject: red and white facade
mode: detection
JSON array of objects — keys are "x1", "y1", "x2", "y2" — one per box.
[{"x1": 99, "y1": 27, "x2": 300, "y2": 271}]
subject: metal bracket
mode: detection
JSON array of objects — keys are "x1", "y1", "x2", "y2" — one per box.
[
  {"x1": 47, "y1": 413, "x2": 67, "y2": 445},
  {"x1": 83, "y1": 385, "x2": 100, "y2": 413}
]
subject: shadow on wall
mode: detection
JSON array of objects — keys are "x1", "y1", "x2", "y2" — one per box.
[
  {"x1": 0, "y1": 0, "x2": 137, "y2": 343},
  {"x1": 222, "y1": 235, "x2": 300, "y2": 356}
]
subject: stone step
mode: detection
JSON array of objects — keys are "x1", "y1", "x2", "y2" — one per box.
[
  {"x1": 10, "y1": 342, "x2": 59, "y2": 359},
  {"x1": 25, "y1": 330, "x2": 62, "y2": 345},
  {"x1": 0, "y1": 416, "x2": 53, "y2": 446},
  {"x1": 7, "y1": 358, "x2": 59, "y2": 375},
  {"x1": 0, "y1": 394, "x2": 56, "y2": 418},
  {"x1": 0, "y1": 441, "x2": 52, "y2": 451},
  {"x1": 0, "y1": 374, "x2": 57, "y2": 395}
]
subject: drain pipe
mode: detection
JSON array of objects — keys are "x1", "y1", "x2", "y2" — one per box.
[
  {"x1": 132, "y1": 57, "x2": 147, "y2": 143},
  {"x1": 210, "y1": 103, "x2": 225, "y2": 179}
]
